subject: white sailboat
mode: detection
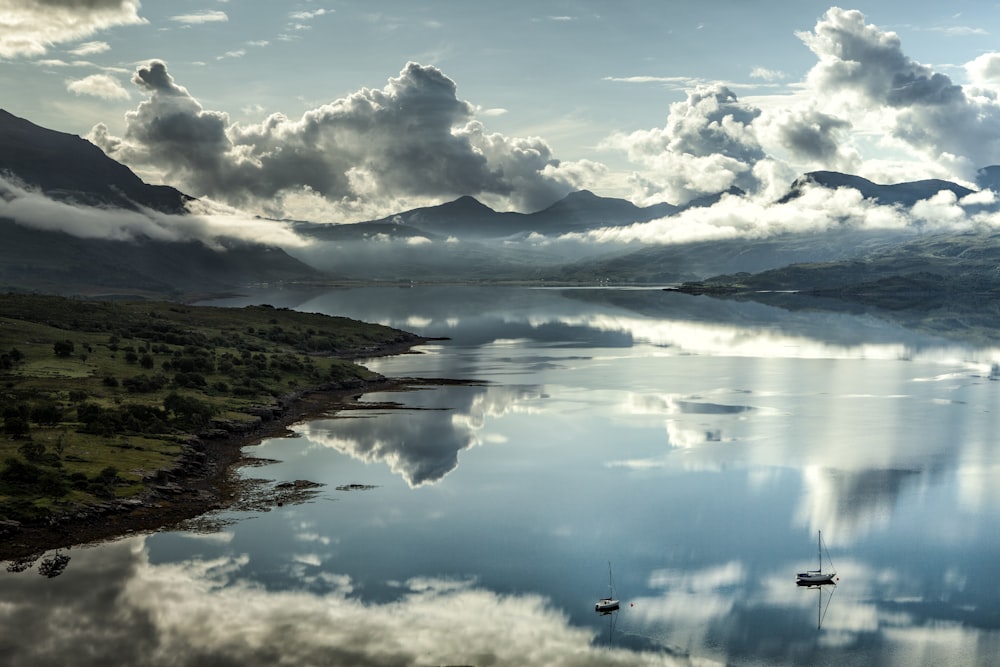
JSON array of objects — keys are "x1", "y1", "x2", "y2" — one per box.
[
  {"x1": 595, "y1": 562, "x2": 620, "y2": 612},
  {"x1": 796, "y1": 530, "x2": 836, "y2": 584}
]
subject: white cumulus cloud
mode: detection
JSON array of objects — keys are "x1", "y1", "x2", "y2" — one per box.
[
  {"x1": 0, "y1": 0, "x2": 146, "y2": 58},
  {"x1": 91, "y1": 61, "x2": 588, "y2": 220},
  {"x1": 67, "y1": 73, "x2": 130, "y2": 100}
]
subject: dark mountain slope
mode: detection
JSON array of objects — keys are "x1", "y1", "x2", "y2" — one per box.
[
  {"x1": 0, "y1": 109, "x2": 321, "y2": 297},
  {"x1": 362, "y1": 195, "x2": 523, "y2": 238},
  {"x1": 521, "y1": 190, "x2": 679, "y2": 234},
  {"x1": 0, "y1": 109, "x2": 191, "y2": 214},
  {"x1": 0, "y1": 218, "x2": 319, "y2": 298}
]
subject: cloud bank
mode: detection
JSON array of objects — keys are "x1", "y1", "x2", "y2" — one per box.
[
  {"x1": 14, "y1": 6, "x2": 1000, "y2": 253},
  {"x1": 794, "y1": 8, "x2": 1000, "y2": 177},
  {"x1": 0, "y1": 174, "x2": 305, "y2": 247},
  {"x1": 602, "y1": 7, "x2": 1000, "y2": 209},
  {"x1": 92, "y1": 61, "x2": 590, "y2": 221},
  {"x1": 77, "y1": 7, "x2": 1000, "y2": 234},
  {"x1": 602, "y1": 84, "x2": 765, "y2": 206}
]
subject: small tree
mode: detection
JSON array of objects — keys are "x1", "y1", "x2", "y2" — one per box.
[
  {"x1": 3, "y1": 413, "x2": 30, "y2": 438},
  {"x1": 3, "y1": 404, "x2": 31, "y2": 438},
  {"x1": 163, "y1": 392, "x2": 215, "y2": 428},
  {"x1": 30, "y1": 401, "x2": 62, "y2": 426},
  {"x1": 90, "y1": 466, "x2": 120, "y2": 498},
  {"x1": 0, "y1": 348, "x2": 24, "y2": 370},
  {"x1": 53, "y1": 340, "x2": 75, "y2": 358}
]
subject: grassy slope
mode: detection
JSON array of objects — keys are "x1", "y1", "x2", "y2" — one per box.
[{"x1": 0, "y1": 294, "x2": 420, "y2": 524}]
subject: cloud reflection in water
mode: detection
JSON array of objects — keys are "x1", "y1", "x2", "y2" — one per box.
[
  {"x1": 300, "y1": 384, "x2": 542, "y2": 487},
  {"x1": 0, "y1": 537, "x2": 691, "y2": 667}
]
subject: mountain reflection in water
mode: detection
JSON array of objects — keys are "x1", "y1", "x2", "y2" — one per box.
[{"x1": 3, "y1": 286, "x2": 1000, "y2": 666}]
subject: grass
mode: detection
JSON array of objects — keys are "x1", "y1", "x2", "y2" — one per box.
[{"x1": 0, "y1": 293, "x2": 419, "y2": 524}]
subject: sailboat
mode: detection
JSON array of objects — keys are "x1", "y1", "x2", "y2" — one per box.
[
  {"x1": 595, "y1": 562, "x2": 620, "y2": 612},
  {"x1": 796, "y1": 530, "x2": 836, "y2": 584}
]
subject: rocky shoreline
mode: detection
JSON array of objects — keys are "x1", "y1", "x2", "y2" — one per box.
[{"x1": 0, "y1": 340, "x2": 455, "y2": 562}]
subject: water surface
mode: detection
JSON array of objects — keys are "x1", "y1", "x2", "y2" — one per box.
[{"x1": 3, "y1": 286, "x2": 1000, "y2": 666}]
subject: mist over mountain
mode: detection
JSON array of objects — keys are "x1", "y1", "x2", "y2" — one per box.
[
  {"x1": 780, "y1": 171, "x2": 976, "y2": 208},
  {"x1": 295, "y1": 190, "x2": 677, "y2": 242},
  {"x1": 0, "y1": 218, "x2": 318, "y2": 298},
  {"x1": 5, "y1": 108, "x2": 1000, "y2": 297},
  {"x1": 287, "y1": 168, "x2": 999, "y2": 283},
  {"x1": 0, "y1": 109, "x2": 320, "y2": 298}
]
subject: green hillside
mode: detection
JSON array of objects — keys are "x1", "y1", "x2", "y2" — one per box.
[{"x1": 0, "y1": 294, "x2": 420, "y2": 526}]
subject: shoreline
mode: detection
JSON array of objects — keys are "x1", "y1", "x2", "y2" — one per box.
[{"x1": 0, "y1": 340, "x2": 458, "y2": 562}]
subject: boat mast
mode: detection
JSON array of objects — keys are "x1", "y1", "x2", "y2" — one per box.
[{"x1": 817, "y1": 531, "x2": 822, "y2": 571}]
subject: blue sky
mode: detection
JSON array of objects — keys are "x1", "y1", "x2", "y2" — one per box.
[{"x1": 4, "y1": 1, "x2": 1000, "y2": 224}]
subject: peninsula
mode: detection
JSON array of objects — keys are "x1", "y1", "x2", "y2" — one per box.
[{"x1": 0, "y1": 293, "x2": 429, "y2": 559}]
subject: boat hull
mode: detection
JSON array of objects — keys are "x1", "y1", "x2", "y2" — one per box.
[{"x1": 595, "y1": 598, "x2": 620, "y2": 612}]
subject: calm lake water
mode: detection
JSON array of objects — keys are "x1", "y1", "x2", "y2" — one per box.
[{"x1": 4, "y1": 286, "x2": 1000, "y2": 666}]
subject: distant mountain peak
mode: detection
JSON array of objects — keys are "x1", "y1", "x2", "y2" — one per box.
[
  {"x1": 437, "y1": 194, "x2": 495, "y2": 213},
  {"x1": 537, "y1": 189, "x2": 638, "y2": 215},
  {"x1": 562, "y1": 189, "x2": 599, "y2": 200}
]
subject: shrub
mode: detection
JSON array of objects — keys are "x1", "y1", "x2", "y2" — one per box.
[
  {"x1": 173, "y1": 372, "x2": 207, "y2": 388},
  {"x1": 3, "y1": 405, "x2": 30, "y2": 438},
  {"x1": 77, "y1": 404, "x2": 124, "y2": 436},
  {"x1": 163, "y1": 392, "x2": 216, "y2": 428},
  {"x1": 53, "y1": 340, "x2": 75, "y2": 358},
  {"x1": 30, "y1": 401, "x2": 62, "y2": 426},
  {"x1": 89, "y1": 466, "x2": 120, "y2": 498},
  {"x1": 122, "y1": 374, "x2": 167, "y2": 393},
  {"x1": 0, "y1": 347, "x2": 24, "y2": 370}
]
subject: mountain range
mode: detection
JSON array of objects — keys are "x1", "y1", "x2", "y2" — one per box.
[
  {"x1": 3, "y1": 107, "x2": 1000, "y2": 308},
  {"x1": 292, "y1": 187, "x2": 740, "y2": 243}
]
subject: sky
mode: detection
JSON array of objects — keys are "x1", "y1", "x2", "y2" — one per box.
[{"x1": 4, "y1": 0, "x2": 1000, "y2": 229}]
